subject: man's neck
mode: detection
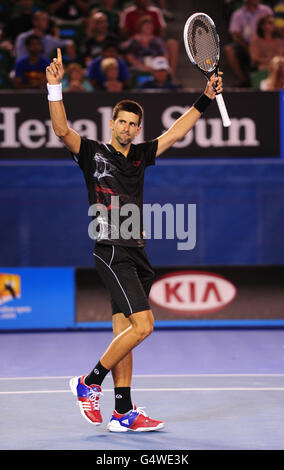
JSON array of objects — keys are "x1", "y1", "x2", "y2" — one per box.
[
  {"x1": 137, "y1": 7, "x2": 147, "y2": 14},
  {"x1": 109, "y1": 139, "x2": 131, "y2": 157}
]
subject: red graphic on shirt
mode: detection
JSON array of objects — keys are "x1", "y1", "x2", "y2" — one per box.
[{"x1": 95, "y1": 185, "x2": 132, "y2": 210}]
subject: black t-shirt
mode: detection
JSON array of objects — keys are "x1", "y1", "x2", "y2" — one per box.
[{"x1": 73, "y1": 137, "x2": 158, "y2": 247}]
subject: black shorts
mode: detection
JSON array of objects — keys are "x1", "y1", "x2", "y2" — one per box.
[{"x1": 94, "y1": 243, "x2": 155, "y2": 317}]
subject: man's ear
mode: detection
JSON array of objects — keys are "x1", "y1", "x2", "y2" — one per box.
[{"x1": 109, "y1": 118, "x2": 114, "y2": 130}]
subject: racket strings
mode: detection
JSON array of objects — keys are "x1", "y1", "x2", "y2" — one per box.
[{"x1": 186, "y1": 15, "x2": 219, "y2": 72}]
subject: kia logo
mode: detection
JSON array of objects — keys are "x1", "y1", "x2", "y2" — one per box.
[{"x1": 149, "y1": 271, "x2": 237, "y2": 315}]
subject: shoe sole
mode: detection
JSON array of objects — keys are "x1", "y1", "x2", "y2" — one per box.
[
  {"x1": 69, "y1": 377, "x2": 102, "y2": 426},
  {"x1": 107, "y1": 421, "x2": 165, "y2": 432}
]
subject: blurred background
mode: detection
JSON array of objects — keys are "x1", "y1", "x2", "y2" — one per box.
[{"x1": 0, "y1": 0, "x2": 283, "y2": 330}]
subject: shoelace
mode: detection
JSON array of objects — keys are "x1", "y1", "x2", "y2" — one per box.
[
  {"x1": 88, "y1": 390, "x2": 104, "y2": 410},
  {"x1": 136, "y1": 406, "x2": 148, "y2": 417}
]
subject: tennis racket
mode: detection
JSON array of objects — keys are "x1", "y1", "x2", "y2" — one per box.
[{"x1": 183, "y1": 12, "x2": 231, "y2": 127}]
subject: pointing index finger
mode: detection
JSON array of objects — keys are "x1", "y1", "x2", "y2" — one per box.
[{"x1": 57, "y1": 48, "x2": 62, "y2": 64}]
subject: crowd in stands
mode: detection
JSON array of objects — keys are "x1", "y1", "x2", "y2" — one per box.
[
  {"x1": 225, "y1": 0, "x2": 284, "y2": 90},
  {"x1": 0, "y1": 0, "x2": 179, "y2": 92},
  {"x1": 1, "y1": 0, "x2": 284, "y2": 92}
]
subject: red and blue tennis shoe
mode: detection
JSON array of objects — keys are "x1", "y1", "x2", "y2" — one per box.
[
  {"x1": 107, "y1": 405, "x2": 165, "y2": 432},
  {"x1": 69, "y1": 375, "x2": 103, "y2": 425}
]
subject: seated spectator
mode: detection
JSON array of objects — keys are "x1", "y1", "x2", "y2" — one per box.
[
  {"x1": 225, "y1": 0, "x2": 273, "y2": 86},
  {"x1": 100, "y1": 57, "x2": 123, "y2": 91},
  {"x1": 124, "y1": 15, "x2": 168, "y2": 75},
  {"x1": 46, "y1": 0, "x2": 89, "y2": 23},
  {"x1": 83, "y1": 11, "x2": 120, "y2": 64},
  {"x1": 62, "y1": 62, "x2": 93, "y2": 92},
  {"x1": 138, "y1": 56, "x2": 178, "y2": 90},
  {"x1": 250, "y1": 15, "x2": 284, "y2": 70},
  {"x1": 13, "y1": 34, "x2": 50, "y2": 90},
  {"x1": 260, "y1": 55, "x2": 284, "y2": 90},
  {"x1": 117, "y1": 0, "x2": 174, "y2": 21},
  {"x1": 98, "y1": 0, "x2": 120, "y2": 35},
  {"x1": 15, "y1": 10, "x2": 73, "y2": 59},
  {"x1": 120, "y1": 0, "x2": 166, "y2": 38},
  {"x1": 61, "y1": 41, "x2": 85, "y2": 66},
  {"x1": 87, "y1": 42, "x2": 130, "y2": 89},
  {"x1": 0, "y1": 27, "x2": 15, "y2": 89}
]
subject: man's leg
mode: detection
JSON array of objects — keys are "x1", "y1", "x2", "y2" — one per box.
[
  {"x1": 105, "y1": 311, "x2": 164, "y2": 432},
  {"x1": 111, "y1": 313, "x2": 133, "y2": 414},
  {"x1": 112, "y1": 313, "x2": 132, "y2": 387},
  {"x1": 99, "y1": 309, "x2": 154, "y2": 371}
]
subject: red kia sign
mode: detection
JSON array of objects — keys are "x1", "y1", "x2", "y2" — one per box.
[{"x1": 149, "y1": 271, "x2": 237, "y2": 315}]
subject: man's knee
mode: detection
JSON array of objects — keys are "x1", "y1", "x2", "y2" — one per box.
[{"x1": 131, "y1": 310, "x2": 154, "y2": 340}]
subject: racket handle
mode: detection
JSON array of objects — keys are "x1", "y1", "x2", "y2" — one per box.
[{"x1": 215, "y1": 93, "x2": 231, "y2": 127}]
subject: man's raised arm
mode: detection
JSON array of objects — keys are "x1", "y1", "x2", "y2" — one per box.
[
  {"x1": 46, "y1": 48, "x2": 81, "y2": 155},
  {"x1": 156, "y1": 73, "x2": 223, "y2": 157}
]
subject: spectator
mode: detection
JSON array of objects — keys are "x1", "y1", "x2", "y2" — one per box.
[
  {"x1": 0, "y1": 27, "x2": 15, "y2": 89},
  {"x1": 124, "y1": 15, "x2": 168, "y2": 75},
  {"x1": 62, "y1": 41, "x2": 85, "y2": 66},
  {"x1": 62, "y1": 62, "x2": 93, "y2": 92},
  {"x1": 46, "y1": 0, "x2": 89, "y2": 22},
  {"x1": 87, "y1": 42, "x2": 130, "y2": 89},
  {"x1": 138, "y1": 56, "x2": 179, "y2": 90},
  {"x1": 83, "y1": 11, "x2": 120, "y2": 64},
  {"x1": 120, "y1": 0, "x2": 166, "y2": 38},
  {"x1": 225, "y1": 0, "x2": 273, "y2": 86},
  {"x1": 260, "y1": 55, "x2": 284, "y2": 90},
  {"x1": 100, "y1": 57, "x2": 123, "y2": 91},
  {"x1": 15, "y1": 10, "x2": 73, "y2": 59},
  {"x1": 250, "y1": 15, "x2": 284, "y2": 71},
  {"x1": 98, "y1": 0, "x2": 120, "y2": 35},
  {"x1": 121, "y1": 0, "x2": 179, "y2": 80},
  {"x1": 13, "y1": 34, "x2": 50, "y2": 90}
]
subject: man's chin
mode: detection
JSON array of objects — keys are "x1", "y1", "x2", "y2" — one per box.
[{"x1": 119, "y1": 137, "x2": 131, "y2": 146}]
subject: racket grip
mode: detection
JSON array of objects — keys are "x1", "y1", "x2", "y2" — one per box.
[{"x1": 216, "y1": 93, "x2": 231, "y2": 127}]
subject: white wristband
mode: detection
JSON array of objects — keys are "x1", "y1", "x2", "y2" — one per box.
[{"x1": 47, "y1": 83, "x2": 63, "y2": 101}]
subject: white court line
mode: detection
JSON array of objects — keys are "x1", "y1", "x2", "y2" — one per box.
[
  {"x1": 1, "y1": 373, "x2": 284, "y2": 381},
  {"x1": 1, "y1": 387, "x2": 284, "y2": 395}
]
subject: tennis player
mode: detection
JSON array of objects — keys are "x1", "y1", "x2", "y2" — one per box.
[{"x1": 46, "y1": 49, "x2": 223, "y2": 432}]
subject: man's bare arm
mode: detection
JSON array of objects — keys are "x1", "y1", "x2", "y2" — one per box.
[
  {"x1": 46, "y1": 48, "x2": 81, "y2": 154},
  {"x1": 156, "y1": 73, "x2": 223, "y2": 157}
]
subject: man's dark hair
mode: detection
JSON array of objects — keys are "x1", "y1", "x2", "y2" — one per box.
[{"x1": 112, "y1": 100, "x2": 143, "y2": 126}]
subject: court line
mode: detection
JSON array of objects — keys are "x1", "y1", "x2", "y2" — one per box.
[
  {"x1": 1, "y1": 373, "x2": 284, "y2": 381},
  {"x1": 1, "y1": 387, "x2": 284, "y2": 395}
]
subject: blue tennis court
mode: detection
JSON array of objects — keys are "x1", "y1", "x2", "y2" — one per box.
[{"x1": 1, "y1": 328, "x2": 283, "y2": 450}]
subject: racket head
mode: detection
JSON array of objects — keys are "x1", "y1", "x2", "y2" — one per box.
[{"x1": 183, "y1": 12, "x2": 220, "y2": 75}]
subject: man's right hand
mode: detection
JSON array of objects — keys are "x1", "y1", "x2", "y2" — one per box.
[{"x1": 46, "y1": 48, "x2": 64, "y2": 84}]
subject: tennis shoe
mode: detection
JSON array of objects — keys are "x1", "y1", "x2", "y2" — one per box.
[
  {"x1": 69, "y1": 375, "x2": 103, "y2": 425},
  {"x1": 107, "y1": 405, "x2": 164, "y2": 432}
]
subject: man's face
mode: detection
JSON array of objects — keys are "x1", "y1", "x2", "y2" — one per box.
[
  {"x1": 110, "y1": 111, "x2": 141, "y2": 147},
  {"x1": 27, "y1": 38, "x2": 42, "y2": 55},
  {"x1": 34, "y1": 12, "x2": 49, "y2": 31},
  {"x1": 245, "y1": 0, "x2": 259, "y2": 7}
]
